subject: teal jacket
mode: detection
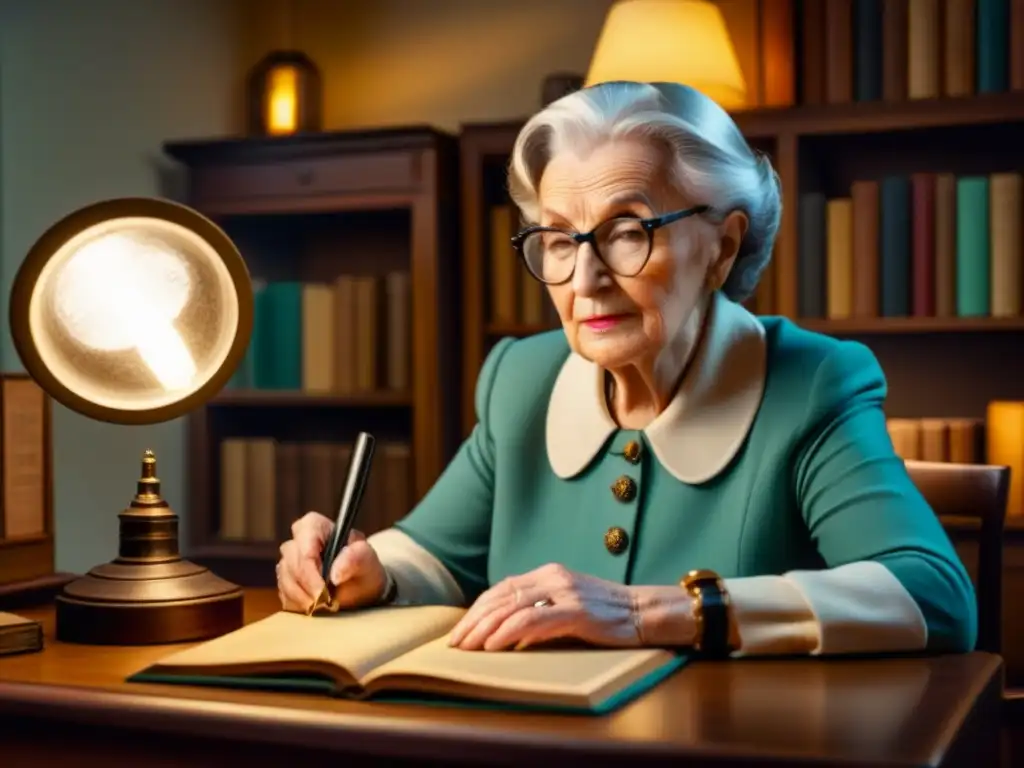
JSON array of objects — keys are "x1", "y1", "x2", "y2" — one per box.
[{"x1": 393, "y1": 294, "x2": 977, "y2": 654}]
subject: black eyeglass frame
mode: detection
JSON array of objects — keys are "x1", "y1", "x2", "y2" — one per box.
[{"x1": 510, "y1": 205, "x2": 711, "y2": 285}]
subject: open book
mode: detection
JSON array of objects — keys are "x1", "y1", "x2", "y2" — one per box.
[{"x1": 129, "y1": 605, "x2": 686, "y2": 714}]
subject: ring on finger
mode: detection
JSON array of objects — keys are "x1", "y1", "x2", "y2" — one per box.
[{"x1": 533, "y1": 598, "x2": 551, "y2": 608}]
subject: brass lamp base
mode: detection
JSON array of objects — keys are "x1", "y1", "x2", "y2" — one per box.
[{"x1": 55, "y1": 450, "x2": 244, "y2": 645}]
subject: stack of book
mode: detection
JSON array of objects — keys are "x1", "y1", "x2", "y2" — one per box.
[
  {"x1": 227, "y1": 271, "x2": 411, "y2": 394},
  {"x1": 798, "y1": 171, "x2": 1023, "y2": 319},
  {"x1": 217, "y1": 438, "x2": 412, "y2": 542},
  {"x1": 888, "y1": 400, "x2": 1024, "y2": 519},
  {"x1": 885, "y1": 417, "x2": 984, "y2": 463}
]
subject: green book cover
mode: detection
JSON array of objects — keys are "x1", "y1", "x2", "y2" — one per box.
[
  {"x1": 955, "y1": 177, "x2": 991, "y2": 317},
  {"x1": 254, "y1": 281, "x2": 302, "y2": 389},
  {"x1": 977, "y1": 0, "x2": 1010, "y2": 93},
  {"x1": 126, "y1": 607, "x2": 686, "y2": 716}
]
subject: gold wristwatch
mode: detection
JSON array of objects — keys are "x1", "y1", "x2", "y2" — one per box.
[{"x1": 681, "y1": 569, "x2": 735, "y2": 657}]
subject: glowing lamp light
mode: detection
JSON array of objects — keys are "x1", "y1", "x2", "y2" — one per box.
[
  {"x1": 586, "y1": 0, "x2": 748, "y2": 111},
  {"x1": 53, "y1": 231, "x2": 197, "y2": 392},
  {"x1": 267, "y1": 65, "x2": 300, "y2": 134},
  {"x1": 247, "y1": 50, "x2": 322, "y2": 136},
  {"x1": 9, "y1": 197, "x2": 254, "y2": 646}
]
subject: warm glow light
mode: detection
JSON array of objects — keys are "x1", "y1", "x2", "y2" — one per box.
[
  {"x1": 267, "y1": 65, "x2": 299, "y2": 135},
  {"x1": 585, "y1": 0, "x2": 747, "y2": 110},
  {"x1": 53, "y1": 232, "x2": 197, "y2": 391}
]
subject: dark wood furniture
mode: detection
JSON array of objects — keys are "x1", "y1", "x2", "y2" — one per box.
[
  {"x1": 459, "y1": 121, "x2": 523, "y2": 433},
  {"x1": 162, "y1": 127, "x2": 460, "y2": 587},
  {"x1": 0, "y1": 373, "x2": 74, "y2": 605},
  {"x1": 907, "y1": 460, "x2": 1010, "y2": 655},
  {"x1": 0, "y1": 589, "x2": 1002, "y2": 768}
]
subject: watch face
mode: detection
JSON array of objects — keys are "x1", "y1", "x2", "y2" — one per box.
[{"x1": 685, "y1": 569, "x2": 720, "y2": 587}]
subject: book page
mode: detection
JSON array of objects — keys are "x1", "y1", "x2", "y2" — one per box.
[
  {"x1": 364, "y1": 634, "x2": 676, "y2": 707},
  {"x1": 0, "y1": 612, "x2": 36, "y2": 629},
  {"x1": 149, "y1": 605, "x2": 465, "y2": 683}
]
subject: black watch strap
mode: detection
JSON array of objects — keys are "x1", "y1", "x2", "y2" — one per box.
[{"x1": 682, "y1": 569, "x2": 734, "y2": 658}]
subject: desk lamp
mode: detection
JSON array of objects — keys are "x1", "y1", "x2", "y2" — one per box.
[
  {"x1": 586, "y1": 0, "x2": 747, "y2": 111},
  {"x1": 9, "y1": 197, "x2": 254, "y2": 645}
]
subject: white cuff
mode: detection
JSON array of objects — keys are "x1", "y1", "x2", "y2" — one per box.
[
  {"x1": 725, "y1": 574, "x2": 820, "y2": 656},
  {"x1": 727, "y1": 561, "x2": 929, "y2": 657},
  {"x1": 366, "y1": 528, "x2": 465, "y2": 606}
]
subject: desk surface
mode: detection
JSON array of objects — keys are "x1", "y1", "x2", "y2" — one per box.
[{"x1": 0, "y1": 589, "x2": 1002, "y2": 768}]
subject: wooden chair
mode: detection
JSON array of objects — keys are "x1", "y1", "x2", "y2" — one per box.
[{"x1": 905, "y1": 459, "x2": 1009, "y2": 655}]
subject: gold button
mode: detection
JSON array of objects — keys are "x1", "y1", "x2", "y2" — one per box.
[
  {"x1": 610, "y1": 475, "x2": 637, "y2": 502},
  {"x1": 623, "y1": 440, "x2": 642, "y2": 464},
  {"x1": 605, "y1": 526, "x2": 629, "y2": 555}
]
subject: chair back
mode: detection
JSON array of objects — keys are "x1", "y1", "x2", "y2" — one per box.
[{"x1": 905, "y1": 459, "x2": 1009, "y2": 654}]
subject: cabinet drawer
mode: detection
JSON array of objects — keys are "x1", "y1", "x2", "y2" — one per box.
[{"x1": 190, "y1": 151, "x2": 421, "y2": 206}]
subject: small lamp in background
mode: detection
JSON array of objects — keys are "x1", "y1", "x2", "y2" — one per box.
[
  {"x1": 246, "y1": 50, "x2": 323, "y2": 136},
  {"x1": 586, "y1": 0, "x2": 747, "y2": 111}
]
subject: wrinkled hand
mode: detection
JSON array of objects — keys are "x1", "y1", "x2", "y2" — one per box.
[
  {"x1": 448, "y1": 563, "x2": 641, "y2": 651},
  {"x1": 276, "y1": 511, "x2": 387, "y2": 613}
]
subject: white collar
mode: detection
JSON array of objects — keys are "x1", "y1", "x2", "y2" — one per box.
[{"x1": 545, "y1": 291, "x2": 767, "y2": 484}]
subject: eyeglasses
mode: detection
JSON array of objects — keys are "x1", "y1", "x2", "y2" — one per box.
[{"x1": 511, "y1": 206, "x2": 710, "y2": 285}]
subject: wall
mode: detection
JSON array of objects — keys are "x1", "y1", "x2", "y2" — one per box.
[
  {"x1": 0, "y1": 0, "x2": 247, "y2": 573},
  {"x1": 256, "y1": 0, "x2": 763, "y2": 132}
]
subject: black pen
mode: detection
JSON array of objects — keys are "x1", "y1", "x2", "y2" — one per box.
[{"x1": 308, "y1": 431, "x2": 376, "y2": 615}]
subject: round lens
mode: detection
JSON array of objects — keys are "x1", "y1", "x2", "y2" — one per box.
[
  {"x1": 522, "y1": 230, "x2": 576, "y2": 284},
  {"x1": 594, "y1": 218, "x2": 650, "y2": 277}
]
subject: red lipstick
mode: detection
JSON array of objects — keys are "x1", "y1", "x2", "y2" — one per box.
[{"x1": 581, "y1": 314, "x2": 629, "y2": 331}]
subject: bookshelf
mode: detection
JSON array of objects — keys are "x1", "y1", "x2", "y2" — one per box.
[{"x1": 164, "y1": 126, "x2": 460, "y2": 586}]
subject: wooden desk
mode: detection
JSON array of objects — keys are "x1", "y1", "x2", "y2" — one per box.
[{"x1": 0, "y1": 590, "x2": 1002, "y2": 768}]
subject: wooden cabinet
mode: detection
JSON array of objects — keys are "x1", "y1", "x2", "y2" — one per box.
[
  {"x1": 0, "y1": 374, "x2": 69, "y2": 608},
  {"x1": 163, "y1": 127, "x2": 460, "y2": 587}
]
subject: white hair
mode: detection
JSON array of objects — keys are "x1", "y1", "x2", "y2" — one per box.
[{"x1": 507, "y1": 81, "x2": 781, "y2": 301}]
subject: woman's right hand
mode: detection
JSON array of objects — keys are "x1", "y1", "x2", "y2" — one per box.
[{"x1": 276, "y1": 511, "x2": 388, "y2": 613}]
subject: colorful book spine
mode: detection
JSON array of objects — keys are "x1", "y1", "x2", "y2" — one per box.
[
  {"x1": 797, "y1": 170, "x2": 1024, "y2": 321},
  {"x1": 853, "y1": 0, "x2": 883, "y2": 101},
  {"x1": 955, "y1": 176, "x2": 991, "y2": 317},
  {"x1": 879, "y1": 176, "x2": 912, "y2": 317},
  {"x1": 910, "y1": 173, "x2": 936, "y2": 317},
  {"x1": 797, "y1": 192, "x2": 827, "y2": 318},
  {"x1": 977, "y1": 0, "x2": 1011, "y2": 93},
  {"x1": 886, "y1": 416, "x2": 986, "y2": 463},
  {"x1": 224, "y1": 273, "x2": 412, "y2": 395}
]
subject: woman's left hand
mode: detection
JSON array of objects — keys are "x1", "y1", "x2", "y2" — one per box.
[{"x1": 448, "y1": 563, "x2": 641, "y2": 651}]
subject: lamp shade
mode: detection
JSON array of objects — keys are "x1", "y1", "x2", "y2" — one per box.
[
  {"x1": 10, "y1": 197, "x2": 254, "y2": 425},
  {"x1": 585, "y1": 0, "x2": 747, "y2": 110}
]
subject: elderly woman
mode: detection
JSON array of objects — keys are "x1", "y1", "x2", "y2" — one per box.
[{"x1": 276, "y1": 81, "x2": 976, "y2": 658}]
